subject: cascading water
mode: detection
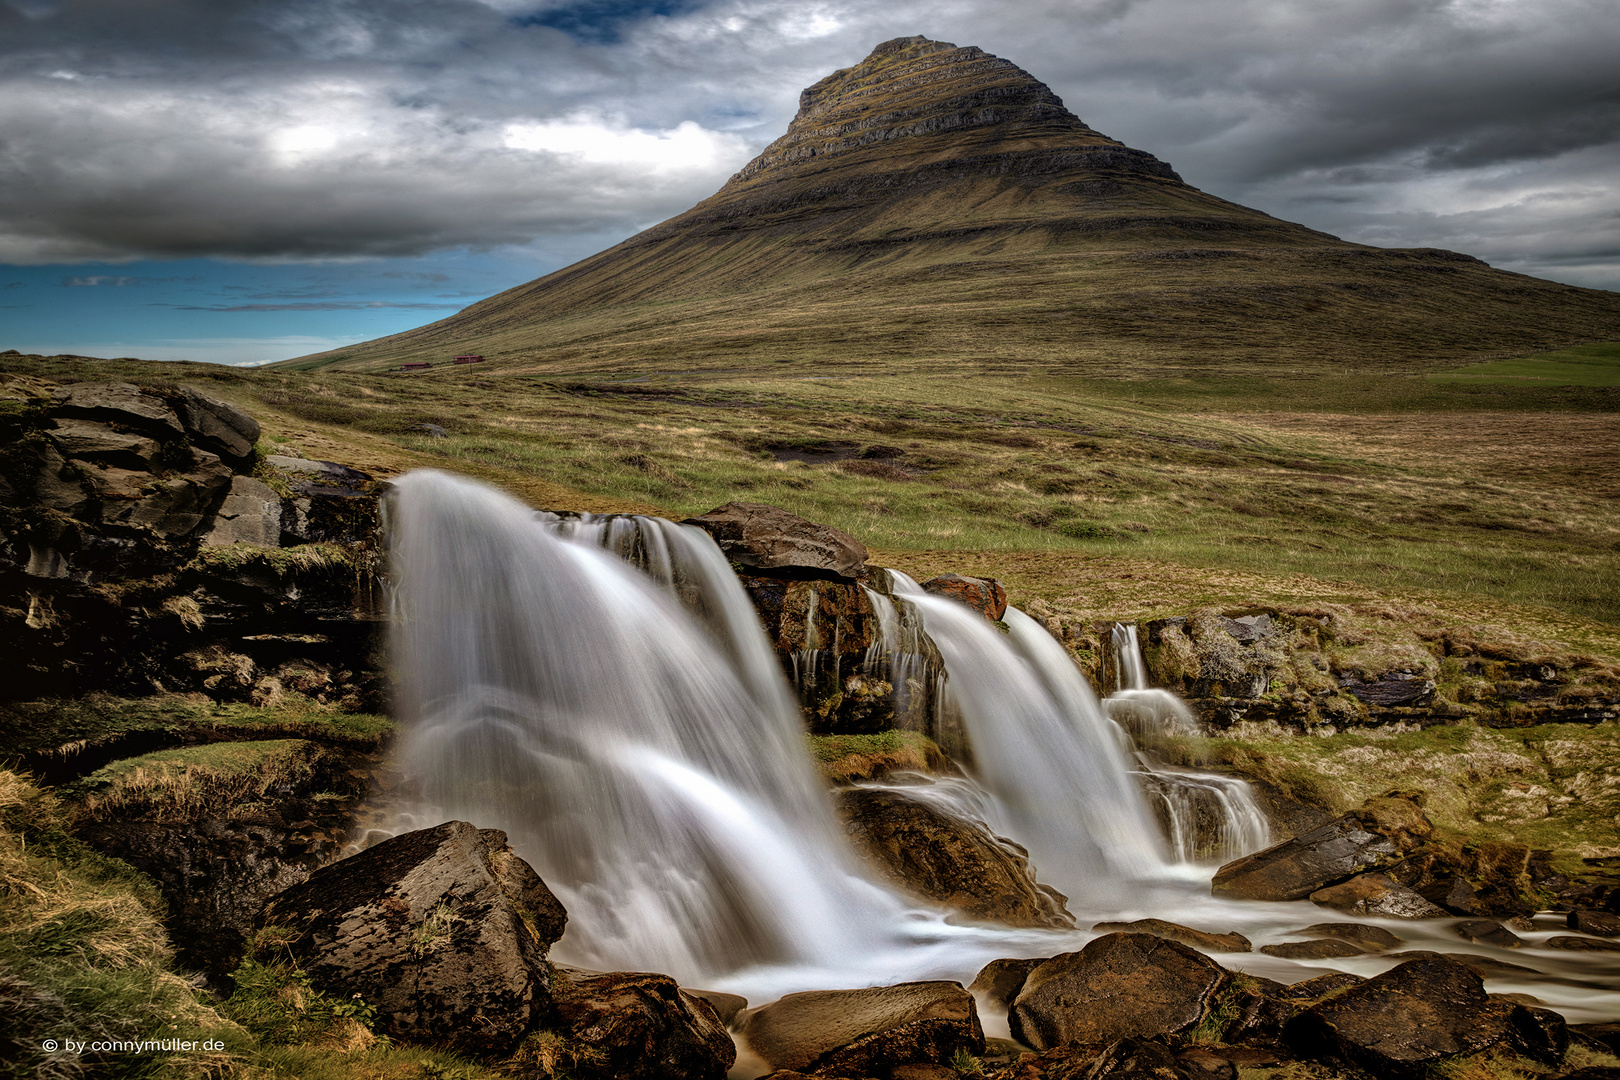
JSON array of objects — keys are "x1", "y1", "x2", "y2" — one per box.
[
  {"x1": 389, "y1": 472, "x2": 907, "y2": 981},
  {"x1": 873, "y1": 574, "x2": 1172, "y2": 905},
  {"x1": 1103, "y1": 622, "x2": 1199, "y2": 741},
  {"x1": 378, "y1": 470, "x2": 1620, "y2": 1029},
  {"x1": 381, "y1": 471, "x2": 1619, "y2": 1026},
  {"x1": 1101, "y1": 621, "x2": 1270, "y2": 863}
]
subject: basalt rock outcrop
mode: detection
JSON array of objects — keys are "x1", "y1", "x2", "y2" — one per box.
[
  {"x1": 0, "y1": 377, "x2": 386, "y2": 708},
  {"x1": 1285, "y1": 954, "x2": 1567, "y2": 1076},
  {"x1": 1212, "y1": 791, "x2": 1433, "y2": 902},
  {"x1": 547, "y1": 968, "x2": 736, "y2": 1080}
]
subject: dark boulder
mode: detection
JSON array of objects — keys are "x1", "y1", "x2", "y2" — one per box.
[
  {"x1": 921, "y1": 573, "x2": 1007, "y2": 621},
  {"x1": 175, "y1": 385, "x2": 260, "y2": 467},
  {"x1": 681, "y1": 502, "x2": 868, "y2": 580},
  {"x1": 1453, "y1": 919, "x2": 1523, "y2": 948},
  {"x1": 548, "y1": 968, "x2": 736, "y2": 1080},
  {"x1": 1308, "y1": 872, "x2": 1449, "y2": 918},
  {"x1": 968, "y1": 957, "x2": 1046, "y2": 1012},
  {"x1": 737, "y1": 981, "x2": 982, "y2": 1076},
  {"x1": 835, "y1": 788, "x2": 1073, "y2": 929},
  {"x1": 1213, "y1": 793, "x2": 1432, "y2": 902},
  {"x1": 1569, "y1": 909, "x2": 1620, "y2": 936},
  {"x1": 1009, "y1": 933, "x2": 1227, "y2": 1050},
  {"x1": 1546, "y1": 935, "x2": 1620, "y2": 952},
  {"x1": 262, "y1": 820, "x2": 565, "y2": 1054},
  {"x1": 1294, "y1": 922, "x2": 1402, "y2": 952},
  {"x1": 1285, "y1": 954, "x2": 1563, "y2": 1076},
  {"x1": 1260, "y1": 939, "x2": 1368, "y2": 959},
  {"x1": 1090, "y1": 919, "x2": 1251, "y2": 953}
]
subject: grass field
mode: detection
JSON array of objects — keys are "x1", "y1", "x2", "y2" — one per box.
[
  {"x1": 1427, "y1": 341, "x2": 1620, "y2": 387},
  {"x1": 7, "y1": 344, "x2": 1616, "y2": 653}
]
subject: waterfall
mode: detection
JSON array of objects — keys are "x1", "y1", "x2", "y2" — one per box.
[
  {"x1": 876, "y1": 574, "x2": 1172, "y2": 905},
  {"x1": 388, "y1": 472, "x2": 905, "y2": 982},
  {"x1": 1102, "y1": 622, "x2": 1270, "y2": 864}
]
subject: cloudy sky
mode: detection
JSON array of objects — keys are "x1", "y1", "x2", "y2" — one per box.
[{"x1": 2, "y1": 0, "x2": 1617, "y2": 365}]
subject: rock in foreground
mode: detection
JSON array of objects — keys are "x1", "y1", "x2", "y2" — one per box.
[
  {"x1": 262, "y1": 820, "x2": 565, "y2": 1054},
  {"x1": 1009, "y1": 932, "x2": 1227, "y2": 1050},
  {"x1": 738, "y1": 981, "x2": 983, "y2": 1076}
]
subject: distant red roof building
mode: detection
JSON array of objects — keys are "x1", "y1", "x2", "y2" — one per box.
[
  {"x1": 401, "y1": 362, "x2": 433, "y2": 370},
  {"x1": 453, "y1": 355, "x2": 486, "y2": 364}
]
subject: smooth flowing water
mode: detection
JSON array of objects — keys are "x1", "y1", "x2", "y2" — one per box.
[
  {"x1": 1100, "y1": 622, "x2": 1271, "y2": 863},
  {"x1": 383, "y1": 471, "x2": 1618, "y2": 1024}
]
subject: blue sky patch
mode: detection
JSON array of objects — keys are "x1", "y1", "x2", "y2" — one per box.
[{"x1": 512, "y1": 0, "x2": 701, "y2": 45}]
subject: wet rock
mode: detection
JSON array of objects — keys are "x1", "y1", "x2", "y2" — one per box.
[
  {"x1": 1281, "y1": 972, "x2": 1366, "y2": 1004},
  {"x1": 550, "y1": 968, "x2": 735, "y2": 1080},
  {"x1": 1571, "y1": 1023, "x2": 1620, "y2": 1055},
  {"x1": 969, "y1": 957, "x2": 1045, "y2": 1011},
  {"x1": 1308, "y1": 872, "x2": 1449, "y2": 918},
  {"x1": 1285, "y1": 954, "x2": 1548, "y2": 1076},
  {"x1": 1294, "y1": 922, "x2": 1402, "y2": 952},
  {"x1": 683, "y1": 988, "x2": 748, "y2": 1027},
  {"x1": 737, "y1": 981, "x2": 982, "y2": 1076},
  {"x1": 1386, "y1": 840, "x2": 1537, "y2": 918},
  {"x1": 1569, "y1": 909, "x2": 1620, "y2": 936},
  {"x1": 1514, "y1": 1006, "x2": 1572, "y2": 1065},
  {"x1": 200, "y1": 475, "x2": 283, "y2": 547},
  {"x1": 1260, "y1": 939, "x2": 1368, "y2": 959},
  {"x1": 1545, "y1": 935, "x2": 1620, "y2": 952},
  {"x1": 1212, "y1": 793, "x2": 1431, "y2": 902},
  {"x1": 921, "y1": 573, "x2": 1007, "y2": 621},
  {"x1": 682, "y1": 502, "x2": 868, "y2": 580},
  {"x1": 82, "y1": 816, "x2": 341, "y2": 977},
  {"x1": 1009, "y1": 933, "x2": 1227, "y2": 1050},
  {"x1": 1453, "y1": 919, "x2": 1523, "y2": 948},
  {"x1": 262, "y1": 820, "x2": 565, "y2": 1054},
  {"x1": 835, "y1": 788, "x2": 1074, "y2": 929},
  {"x1": 1091, "y1": 919, "x2": 1251, "y2": 953}
]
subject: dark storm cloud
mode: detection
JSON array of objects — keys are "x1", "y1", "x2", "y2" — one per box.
[{"x1": 2, "y1": 0, "x2": 1617, "y2": 287}]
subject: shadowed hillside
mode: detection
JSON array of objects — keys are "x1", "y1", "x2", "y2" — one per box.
[{"x1": 280, "y1": 36, "x2": 1620, "y2": 376}]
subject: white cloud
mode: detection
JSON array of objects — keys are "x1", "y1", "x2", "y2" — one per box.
[{"x1": 503, "y1": 115, "x2": 749, "y2": 171}]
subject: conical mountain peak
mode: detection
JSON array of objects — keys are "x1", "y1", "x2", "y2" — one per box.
[
  {"x1": 282, "y1": 37, "x2": 1620, "y2": 374},
  {"x1": 725, "y1": 36, "x2": 1172, "y2": 188}
]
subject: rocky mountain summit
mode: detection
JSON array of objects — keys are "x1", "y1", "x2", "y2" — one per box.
[{"x1": 282, "y1": 36, "x2": 1620, "y2": 374}]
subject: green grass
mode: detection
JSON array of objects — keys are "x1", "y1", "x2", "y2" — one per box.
[
  {"x1": 1428, "y1": 341, "x2": 1620, "y2": 386},
  {"x1": 0, "y1": 694, "x2": 394, "y2": 766},
  {"x1": 6, "y1": 353, "x2": 1619, "y2": 641}
]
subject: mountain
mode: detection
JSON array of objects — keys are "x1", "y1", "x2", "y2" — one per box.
[{"x1": 280, "y1": 36, "x2": 1620, "y2": 375}]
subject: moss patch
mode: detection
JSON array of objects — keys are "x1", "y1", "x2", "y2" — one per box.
[{"x1": 807, "y1": 730, "x2": 949, "y2": 783}]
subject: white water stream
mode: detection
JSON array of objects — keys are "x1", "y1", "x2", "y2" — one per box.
[{"x1": 381, "y1": 471, "x2": 1619, "y2": 1023}]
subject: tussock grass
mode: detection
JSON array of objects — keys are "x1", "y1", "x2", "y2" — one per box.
[
  {"x1": 0, "y1": 694, "x2": 393, "y2": 769},
  {"x1": 0, "y1": 771, "x2": 246, "y2": 1079}
]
